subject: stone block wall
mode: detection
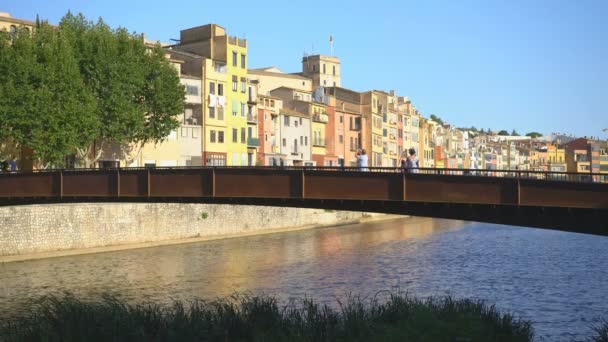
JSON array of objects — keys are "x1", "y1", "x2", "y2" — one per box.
[{"x1": 0, "y1": 203, "x2": 379, "y2": 258}]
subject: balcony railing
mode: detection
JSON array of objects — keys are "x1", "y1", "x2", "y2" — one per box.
[
  {"x1": 349, "y1": 124, "x2": 361, "y2": 131},
  {"x1": 312, "y1": 113, "x2": 329, "y2": 123},
  {"x1": 291, "y1": 149, "x2": 299, "y2": 155},
  {"x1": 247, "y1": 137, "x2": 260, "y2": 147},
  {"x1": 247, "y1": 113, "x2": 258, "y2": 123},
  {"x1": 313, "y1": 139, "x2": 326, "y2": 147}
]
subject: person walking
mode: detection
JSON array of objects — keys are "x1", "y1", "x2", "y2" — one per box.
[
  {"x1": 400, "y1": 151, "x2": 408, "y2": 173},
  {"x1": 405, "y1": 148, "x2": 419, "y2": 173},
  {"x1": 9, "y1": 159, "x2": 17, "y2": 172},
  {"x1": 356, "y1": 149, "x2": 369, "y2": 171}
]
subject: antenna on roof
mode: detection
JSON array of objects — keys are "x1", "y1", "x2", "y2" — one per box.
[{"x1": 330, "y1": 34, "x2": 333, "y2": 56}]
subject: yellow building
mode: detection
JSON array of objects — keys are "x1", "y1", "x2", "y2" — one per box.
[
  {"x1": 0, "y1": 12, "x2": 35, "y2": 33},
  {"x1": 361, "y1": 91, "x2": 384, "y2": 167},
  {"x1": 311, "y1": 103, "x2": 328, "y2": 164},
  {"x1": 176, "y1": 24, "x2": 249, "y2": 166}
]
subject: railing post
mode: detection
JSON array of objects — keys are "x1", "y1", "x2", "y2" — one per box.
[
  {"x1": 59, "y1": 170, "x2": 63, "y2": 199},
  {"x1": 211, "y1": 167, "x2": 216, "y2": 197},
  {"x1": 116, "y1": 169, "x2": 120, "y2": 198},
  {"x1": 516, "y1": 179, "x2": 521, "y2": 205},
  {"x1": 146, "y1": 169, "x2": 151, "y2": 197},
  {"x1": 301, "y1": 169, "x2": 306, "y2": 198},
  {"x1": 402, "y1": 172, "x2": 407, "y2": 201}
]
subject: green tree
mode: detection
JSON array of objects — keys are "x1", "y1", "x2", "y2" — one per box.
[
  {"x1": 511, "y1": 129, "x2": 520, "y2": 136},
  {"x1": 0, "y1": 23, "x2": 97, "y2": 166},
  {"x1": 497, "y1": 130, "x2": 509, "y2": 136},
  {"x1": 526, "y1": 132, "x2": 542, "y2": 138},
  {"x1": 430, "y1": 114, "x2": 444, "y2": 125},
  {"x1": 59, "y1": 12, "x2": 185, "y2": 167}
]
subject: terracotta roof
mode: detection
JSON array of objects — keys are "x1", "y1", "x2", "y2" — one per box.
[
  {"x1": 280, "y1": 108, "x2": 309, "y2": 118},
  {"x1": 248, "y1": 69, "x2": 311, "y2": 81},
  {"x1": 165, "y1": 48, "x2": 203, "y2": 59},
  {"x1": 271, "y1": 86, "x2": 312, "y2": 94}
]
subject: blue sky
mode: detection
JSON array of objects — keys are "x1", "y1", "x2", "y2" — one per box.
[{"x1": 5, "y1": 0, "x2": 608, "y2": 137}]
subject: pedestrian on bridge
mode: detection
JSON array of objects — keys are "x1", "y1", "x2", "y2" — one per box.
[
  {"x1": 356, "y1": 149, "x2": 369, "y2": 172},
  {"x1": 405, "y1": 148, "x2": 419, "y2": 173}
]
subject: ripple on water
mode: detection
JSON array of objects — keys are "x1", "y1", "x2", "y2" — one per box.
[{"x1": 0, "y1": 218, "x2": 607, "y2": 341}]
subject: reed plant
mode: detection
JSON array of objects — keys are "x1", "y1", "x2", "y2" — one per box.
[{"x1": 0, "y1": 292, "x2": 535, "y2": 341}]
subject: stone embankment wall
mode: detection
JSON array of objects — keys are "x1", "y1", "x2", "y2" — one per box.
[{"x1": 0, "y1": 203, "x2": 388, "y2": 260}]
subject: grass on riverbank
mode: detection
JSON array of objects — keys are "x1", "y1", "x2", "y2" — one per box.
[
  {"x1": 0, "y1": 292, "x2": 534, "y2": 342},
  {"x1": 593, "y1": 320, "x2": 608, "y2": 342}
]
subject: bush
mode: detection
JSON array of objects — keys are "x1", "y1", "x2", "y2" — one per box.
[
  {"x1": 0, "y1": 292, "x2": 535, "y2": 341},
  {"x1": 592, "y1": 320, "x2": 608, "y2": 342}
]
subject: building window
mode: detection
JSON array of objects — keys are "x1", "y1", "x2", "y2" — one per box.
[
  {"x1": 241, "y1": 127, "x2": 246, "y2": 143},
  {"x1": 241, "y1": 54, "x2": 246, "y2": 68},
  {"x1": 295, "y1": 120, "x2": 299, "y2": 127},
  {"x1": 339, "y1": 135, "x2": 343, "y2": 143},
  {"x1": 232, "y1": 51, "x2": 237, "y2": 67},
  {"x1": 218, "y1": 83, "x2": 224, "y2": 96},
  {"x1": 232, "y1": 128, "x2": 238, "y2": 143},
  {"x1": 186, "y1": 85, "x2": 198, "y2": 96},
  {"x1": 305, "y1": 136, "x2": 308, "y2": 146},
  {"x1": 323, "y1": 64, "x2": 326, "y2": 74},
  {"x1": 209, "y1": 106, "x2": 215, "y2": 119},
  {"x1": 241, "y1": 102, "x2": 246, "y2": 117},
  {"x1": 300, "y1": 136, "x2": 303, "y2": 145},
  {"x1": 333, "y1": 65, "x2": 336, "y2": 75},
  {"x1": 210, "y1": 130, "x2": 216, "y2": 143},
  {"x1": 300, "y1": 118, "x2": 303, "y2": 125},
  {"x1": 323, "y1": 80, "x2": 327, "y2": 86},
  {"x1": 284, "y1": 116, "x2": 290, "y2": 126},
  {"x1": 232, "y1": 75, "x2": 237, "y2": 91},
  {"x1": 218, "y1": 107, "x2": 224, "y2": 120},
  {"x1": 339, "y1": 116, "x2": 343, "y2": 123},
  {"x1": 218, "y1": 131, "x2": 224, "y2": 143},
  {"x1": 209, "y1": 82, "x2": 215, "y2": 95},
  {"x1": 265, "y1": 134, "x2": 268, "y2": 142},
  {"x1": 232, "y1": 100, "x2": 238, "y2": 117},
  {"x1": 241, "y1": 78, "x2": 246, "y2": 92},
  {"x1": 312, "y1": 65, "x2": 316, "y2": 72},
  {"x1": 282, "y1": 138, "x2": 286, "y2": 147}
]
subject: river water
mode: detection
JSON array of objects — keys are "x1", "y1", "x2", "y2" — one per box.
[{"x1": 1, "y1": 217, "x2": 607, "y2": 341}]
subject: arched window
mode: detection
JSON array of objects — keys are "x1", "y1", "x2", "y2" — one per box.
[
  {"x1": 9, "y1": 25, "x2": 17, "y2": 34},
  {"x1": 23, "y1": 27, "x2": 30, "y2": 33}
]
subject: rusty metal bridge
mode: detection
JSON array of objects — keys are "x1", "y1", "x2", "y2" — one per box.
[{"x1": 1, "y1": 167, "x2": 607, "y2": 236}]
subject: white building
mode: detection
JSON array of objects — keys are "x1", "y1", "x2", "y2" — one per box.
[{"x1": 278, "y1": 109, "x2": 313, "y2": 166}]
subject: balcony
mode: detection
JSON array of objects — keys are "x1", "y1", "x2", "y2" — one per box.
[
  {"x1": 212, "y1": 61, "x2": 227, "y2": 74},
  {"x1": 247, "y1": 137, "x2": 260, "y2": 147},
  {"x1": 248, "y1": 95, "x2": 257, "y2": 104},
  {"x1": 247, "y1": 113, "x2": 258, "y2": 124},
  {"x1": 291, "y1": 148, "x2": 299, "y2": 155},
  {"x1": 312, "y1": 113, "x2": 329, "y2": 123},
  {"x1": 349, "y1": 124, "x2": 361, "y2": 131},
  {"x1": 313, "y1": 139, "x2": 326, "y2": 147}
]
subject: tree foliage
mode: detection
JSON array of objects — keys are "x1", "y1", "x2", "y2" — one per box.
[
  {"x1": 526, "y1": 132, "x2": 543, "y2": 138},
  {"x1": 0, "y1": 22, "x2": 97, "y2": 165},
  {"x1": 0, "y1": 12, "x2": 184, "y2": 167},
  {"x1": 430, "y1": 114, "x2": 444, "y2": 125},
  {"x1": 497, "y1": 130, "x2": 510, "y2": 136},
  {"x1": 511, "y1": 129, "x2": 520, "y2": 136}
]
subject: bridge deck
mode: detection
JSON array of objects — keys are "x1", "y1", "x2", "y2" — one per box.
[{"x1": 1, "y1": 167, "x2": 607, "y2": 235}]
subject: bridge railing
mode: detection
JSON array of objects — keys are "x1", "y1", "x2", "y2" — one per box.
[{"x1": 0, "y1": 166, "x2": 606, "y2": 184}]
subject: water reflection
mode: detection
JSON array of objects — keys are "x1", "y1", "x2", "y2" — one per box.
[{"x1": 1, "y1": 217, "x2": 606, "y2": 341}]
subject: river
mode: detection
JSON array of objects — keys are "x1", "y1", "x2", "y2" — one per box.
[{"x1": 1, "y1": 217, "x2": 607, "y2": 341}]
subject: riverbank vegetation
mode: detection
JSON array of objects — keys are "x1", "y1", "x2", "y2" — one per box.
[
  {"x1": 0, "y1": 292, "x2": 534, "y2": 341},
  {"x1": 593, "y1": 320, "x2": 608, "y2": 342}
]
